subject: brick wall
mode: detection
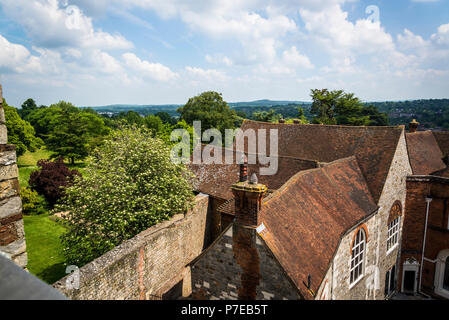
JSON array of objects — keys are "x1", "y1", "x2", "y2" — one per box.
[
  {"x1": 0, "y1": 84, "x2": 27, "y2": 268},
  {"x1": 399, "y1": 176, "x2": 449, "y2": 298},
  {"x1": 190, "y1": 225, "x2": 301, "y2": 300},
  {"x1": 53, "y1": 194, "x2": 211, "y2": 300}
]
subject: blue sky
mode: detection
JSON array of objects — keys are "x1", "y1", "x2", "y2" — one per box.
[{"x1": 0, "y1": 0, "x2": 448, "y2": 107}]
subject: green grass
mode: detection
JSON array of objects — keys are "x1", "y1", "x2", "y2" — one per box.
[
  {"x1": 23, "y1": 214, "x2": 68, "y2": 284},
  {"x1": 18, "y1": 148, "x2": 86, "y2": 187},
  {"x1": 17, "y1": 148, "x2": 86, "y2": 283},
  {"x1": 18, "y1": 148, "x2": 51, "y2": 188},
  {"x1": 17, "y1": 148, "x2": 52, "y2": 167}
]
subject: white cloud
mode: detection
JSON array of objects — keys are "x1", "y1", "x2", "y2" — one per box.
[
  {"x1": 205, "y1": 54, "x2": 233, "y2": 66},
  {"x1": 431, "y1": 23, "x2": 449, "y2": 45},
  {"x1": 119, "y1": 0, "x2": 298, "y2": 66},
  {"x1": 185, "y1": 66, "x2": 229, "y2": 82},
  {"x1": 397, "y1": 29, "x2": 430, "y2": 50},
  {"x1": 0, "y1": 35, "x2": 41, "y2": 73},
  {"x1": 0, "y1": 0, "x2": 132, "y2": 50},
  {"x1": 122, "y1": 53, "x2": 178, "y2": 81},
  {"x1": 282, "y1": 46, "x2": 314, "y2": 69}
]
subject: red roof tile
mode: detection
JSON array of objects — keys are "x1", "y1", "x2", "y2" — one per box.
[
  {"x1": 238, "y1": 120, "x2": 404, "y2": 202},
  {"x1": 432, "y1": 131, "x2": 449, "y2": 157},
  {"x1": 189, "y1": 144, "x2": 318, "y2": 200},
  {"x1": 406, "y1": 131, "x2": 446, "y2": 175},
  {"x1": 259, "y1": 156, "x2": 378, "y2": 299}
]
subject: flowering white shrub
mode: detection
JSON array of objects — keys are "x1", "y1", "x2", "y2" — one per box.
[{"x1": 57, "y1": 125, "x2": 195, "y2": 266}]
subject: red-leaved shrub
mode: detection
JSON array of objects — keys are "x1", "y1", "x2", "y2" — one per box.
[{"x1": 29, "y1": 158, "x2": 81, "y2": 206}]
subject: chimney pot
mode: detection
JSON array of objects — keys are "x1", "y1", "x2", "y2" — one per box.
[
  {"x1": 249, "y1": 173, "x2": 258, "y2": 185},
  {"x1": 409, "y1": 119, "x2": 419, "y2": 133}
]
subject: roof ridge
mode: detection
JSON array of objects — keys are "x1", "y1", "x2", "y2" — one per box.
[
  {"x1": 243, "y1": 119, "x2": 404, "y2": 130},
  {"x1": 197, "y1": 143, "x2": 320, "y2": 163}
]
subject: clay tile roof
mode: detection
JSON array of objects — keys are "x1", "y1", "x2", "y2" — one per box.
[
  {"x1": 432, "y1": 131, "x2": 449, "y2": 157},
  {"x1": 259, "y1": 156, "x2": 378, "y2": 299},
  {"x1": 406, "y1": 131, "x2": 446, "y2": 175},
  {"x1": 238, "y1": 120, "x2": 404, "y2": 202},
  {"x1": 188, "y1": 144, "x2": 318, "y2": 201}
]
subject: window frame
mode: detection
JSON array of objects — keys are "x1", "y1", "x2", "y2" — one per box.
[
  {"x1": 387, "y1": 216, "x2": 401, "y2": 253},
  {"x1": 349, "y1": 228, "x2": 367, "y2": 287},
  {"x1": 387, "y1": 201, "x2": 402, "y2": 254}
]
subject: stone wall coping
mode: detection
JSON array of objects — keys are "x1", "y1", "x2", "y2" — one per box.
[{"x1": 53, "y1": 193, "x2": 208, "y2": 289}]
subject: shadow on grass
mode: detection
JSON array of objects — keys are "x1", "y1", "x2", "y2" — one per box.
[{"x1": 37, "y1": 262, "x2": 68, "y2": 284}]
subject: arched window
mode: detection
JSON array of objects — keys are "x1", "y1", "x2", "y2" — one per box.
[
  {"x1": 387, "y1": 202, "x2": 402, "y2": 252},
  {"x1": 350, "y1": 228, "x2": 366, "y2": 285}
]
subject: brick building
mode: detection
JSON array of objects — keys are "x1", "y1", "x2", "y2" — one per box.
[
  {"x1": 1, "y1": 79, "x2": 449, "y2": 300},
  {"x1": 190, "y1": 120, "x2": 449, "y2": 300},
  {"x1": 397, "y1": 129, "x2": 449, "y2": 299}
]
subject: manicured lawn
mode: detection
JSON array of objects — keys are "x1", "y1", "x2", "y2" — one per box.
[
  {"x1": 18, "y1": 149, "x2": 52, "y2": 188},
  {"x1": 18, "y1": 148, "x2": 86, "y2": 187},
  {"x1": 23, "y1": 214, "x2": 68, "y2": 284},
  {"x1": 17, "y1": 149, "x2": 86, "y2": 283}
]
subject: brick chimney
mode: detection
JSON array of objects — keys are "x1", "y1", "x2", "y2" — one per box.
[
  {"x1": 232, "y1": 173, "x2": 267, "y2": 227},
  {"x1": 231, "y1": 165, "x2": 267, "y2": 300},
  {"x1": 409, "y1": 119, "x2": 419, "y2": 133}
]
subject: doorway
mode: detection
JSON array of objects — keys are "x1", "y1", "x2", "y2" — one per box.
[
  {"x1": 401, "y1": 259, "x2": 419, "y2": 295},
  {"x1": 403, "y1": 271, "x2": 416, "y2": 293}
]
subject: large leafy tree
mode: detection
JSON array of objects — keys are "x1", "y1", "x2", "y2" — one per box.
[
  {"x1": 177, "y1": 91, "x2": 237, "y2": 135},
  {"x1": 57, "y1": 126, "x2": 195, "y2": 266},
  {"x1": 3, "y1": 99, "x2": 43, "y2": 157},
  {"x1": 310, "y1": 89, "x2": 388, "y2": 126},
  {"x1": 26, "y1": 104, "x2": 63, "y2": 139},
  {"x1": 46, "y1": 107, "x2": 110, "y2": 164},
  {"x1": 19, "y1": 98, "x2": 38, "y2": 120}
]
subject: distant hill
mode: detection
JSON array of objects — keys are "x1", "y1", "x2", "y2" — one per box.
[
  {"x1": 81, "y1": 99, "x2": 449, "y2": 130},
  {"x1": 228, "y1": 99, "x2": 309, "y2": 107},
  {"x1": 80, "y1": 100, "x2": 308, "y2": 117}
]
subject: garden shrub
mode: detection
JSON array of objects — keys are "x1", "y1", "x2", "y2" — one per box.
[
  {"x1": 20, "y1": 187, "x2": 47, "y2": 215},
  {"x1": 29, "y1": 158, "x2": 81, "y2": 206},
  {"x1": 57, "y1": 125, "x2": 195, "y2": 266}
]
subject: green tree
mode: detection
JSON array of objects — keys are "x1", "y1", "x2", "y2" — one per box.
[
  {"x1": 26, "y1": 105, "x2": 62, "y2": 139},
  {"x1": 115, "y1": 111, "x2": 145, "y2": 126},
  {"x1": 144, "y1": 114, "x2": 163, "y2": 135},
  {"x1": 177, "y1": 91, "x2": 237, "y2": 135},
  {"x1": 155, "y1": 111, "x2": 176, "y2": 125},
  {"x1": 57, "y1": 126, "x2": 195, "y2": 266},
  {"x1": 3, "y1": 100, "x2": 43, "y2": 157},
  {"x1": 46, "y1": 107, "x2": 110, "y2": 164},
  {"x1": 19, "y1": 98, "x2": 38, "y2": 120},
  {"x1": 362, "y1": 105, "x2": 389, "y2": 126},
  {"x1": 252, "y1": 109, "x2": 282, "y2": 123},
  {"x1": 295, "y1": 107, "x2": 309, "y2": 124},
  {"x1": 310, "y1": 89, "x2": 387, "y2": 126},
  {"x1": 310, "y1": 89, "x2": 340, "y2": 124}
]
